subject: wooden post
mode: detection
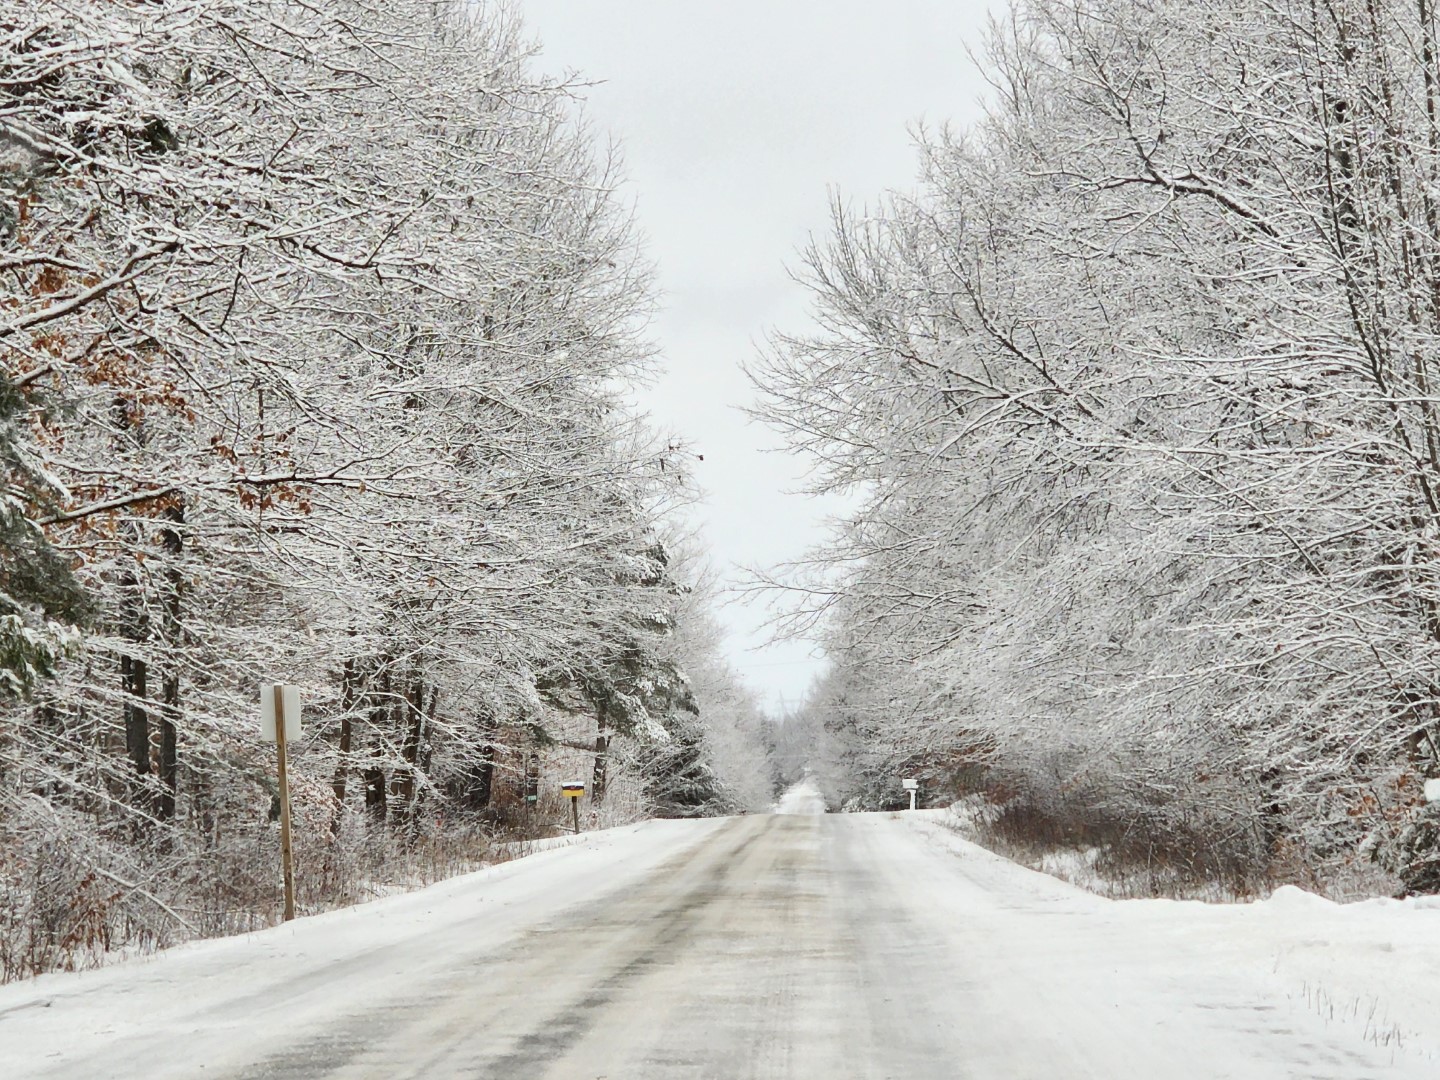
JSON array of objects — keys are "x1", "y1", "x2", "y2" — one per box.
[
  {"x1": 562, "y1": 782, "x2": 585, "y2": 834},
  {"x1": 273, "y1": 683, "x2": 296, "y2": 921}
]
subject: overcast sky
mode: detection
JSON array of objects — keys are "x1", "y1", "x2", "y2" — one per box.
[{"x1": 524, "y1": 1, "x2": 996, "y2": 713}]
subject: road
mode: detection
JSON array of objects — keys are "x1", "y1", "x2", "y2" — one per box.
[{"x1": 1, "y1": 791, "x2": 1432, "y2": 1078}]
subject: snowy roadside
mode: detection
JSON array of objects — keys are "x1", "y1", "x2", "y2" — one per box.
[
  {"x1": 334, "y1": 821, "x2": 636, "y2": 906},
  {"x1": 0, "y1": 815, "x2": 723, "y2": 1036},
  {"x1": 490, "y1": 830, "x2": 594, "y2": 857},
  {"x1": 902, "y1": 810, "x2": 1440, "y2": 1065},
  {"x1": 7, "y1": 809, "x2": 1436, "y2": 1077}
]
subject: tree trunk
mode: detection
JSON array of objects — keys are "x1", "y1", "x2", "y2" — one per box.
[
  {"x1": 157, "y1": 502, "x2": 183, "y2": 822},
  {"x1": 466, "y1": 714, "x2": 498, "y2": 811},
  {"x1": 331, "y1": 657, "x2": 360, "y2": 833},
  {"x1": 121, "y1": 646, "x2": 149, "y2": 778},
  {"x1": 592, "y1": 699, "x2": 609, "y2": 804},
  {"x1": 405, "y1": 684, "x2": 438, "y2": 839},
  {"x1": 363, "y1": 666, "x2": 390, "y2": 822},
  {"x1": 389, "y1": 672, "x2": 426, "y2": 827},
  {"x1": 159, "y1": 673, "x2": 177, "y2": 821},
  {"x1": 115, "y1": 395, "x2": 152, "y2": 794},
  {"x1": 363, "y1": 759, "x2": 388, "y2": 822}
]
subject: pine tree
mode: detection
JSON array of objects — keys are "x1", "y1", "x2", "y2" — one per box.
[{"x1": 0, "y1": 375, "x2": 86, "y2": 694}]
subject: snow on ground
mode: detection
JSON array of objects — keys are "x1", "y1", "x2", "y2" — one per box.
[
  {"x1": 490, "y1": 830, "x2": 593, "y2": 858},
  {"x1": 0, "y1": 817, "x2": 729, "y2": 1078},
  {"x1": 773, "y1": 777, "x2": 825, "y2": 814},
  {"x1": 6, "y1": 799, "x2": 1440, "y2": 1076},
  {"x1": 903, "y1": 809, "x2": 1440, "y2": 1066}
]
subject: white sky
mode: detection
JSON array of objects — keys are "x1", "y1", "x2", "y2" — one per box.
[{"x1": 523, "y1": 1, "x2": 996, "y2": 713}]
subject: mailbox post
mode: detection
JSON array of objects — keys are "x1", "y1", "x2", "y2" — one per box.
[
  {"x1": 562, "y1": 781, "x2": 585, "y2": 834},
  {"x1": 902, "y1": 777, "x2": 919, "y2": 811}
]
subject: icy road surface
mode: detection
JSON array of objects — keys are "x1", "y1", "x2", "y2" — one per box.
[{"x1": 3, "y1": 793, "x2": 1437, "y2": 1078}]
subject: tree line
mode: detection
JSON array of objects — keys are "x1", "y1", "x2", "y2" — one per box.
[
  {"x1": 0, "y1": 0, "x2": 771, "y2": 980},
  {"x1": 754, "y1": 0, "x2": 1440, "y2": 895}
]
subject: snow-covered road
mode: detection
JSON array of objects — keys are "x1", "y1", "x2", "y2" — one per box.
[{"x1": 3, "y1": 801, "x2": 1437, "y2": 1078}]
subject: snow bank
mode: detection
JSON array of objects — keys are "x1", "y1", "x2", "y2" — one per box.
[{"x1": 906, "y1": 812, "x2": 1440, "y2": 1064}]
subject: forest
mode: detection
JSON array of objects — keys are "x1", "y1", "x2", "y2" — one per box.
[
  {"x1": 754, "y1": 0, "x2": 1440, "y2": 899},
  {"x1": 15, "y1": 0, "x2": 1440, "y2": 987},
  {"x1": 0, "y1": 0, "x2": 773, "y2": 981}
]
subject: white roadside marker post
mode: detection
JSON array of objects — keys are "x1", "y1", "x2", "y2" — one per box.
[
  {"x1": 262, "y1": 683, "x2": 302, "y2": 921},
  {"x1": 562, "y1": 782, "x2": 585, "y2": 834},
  {"x1": 902, "y1": 777, "x2": 918, "y2": 811}
]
